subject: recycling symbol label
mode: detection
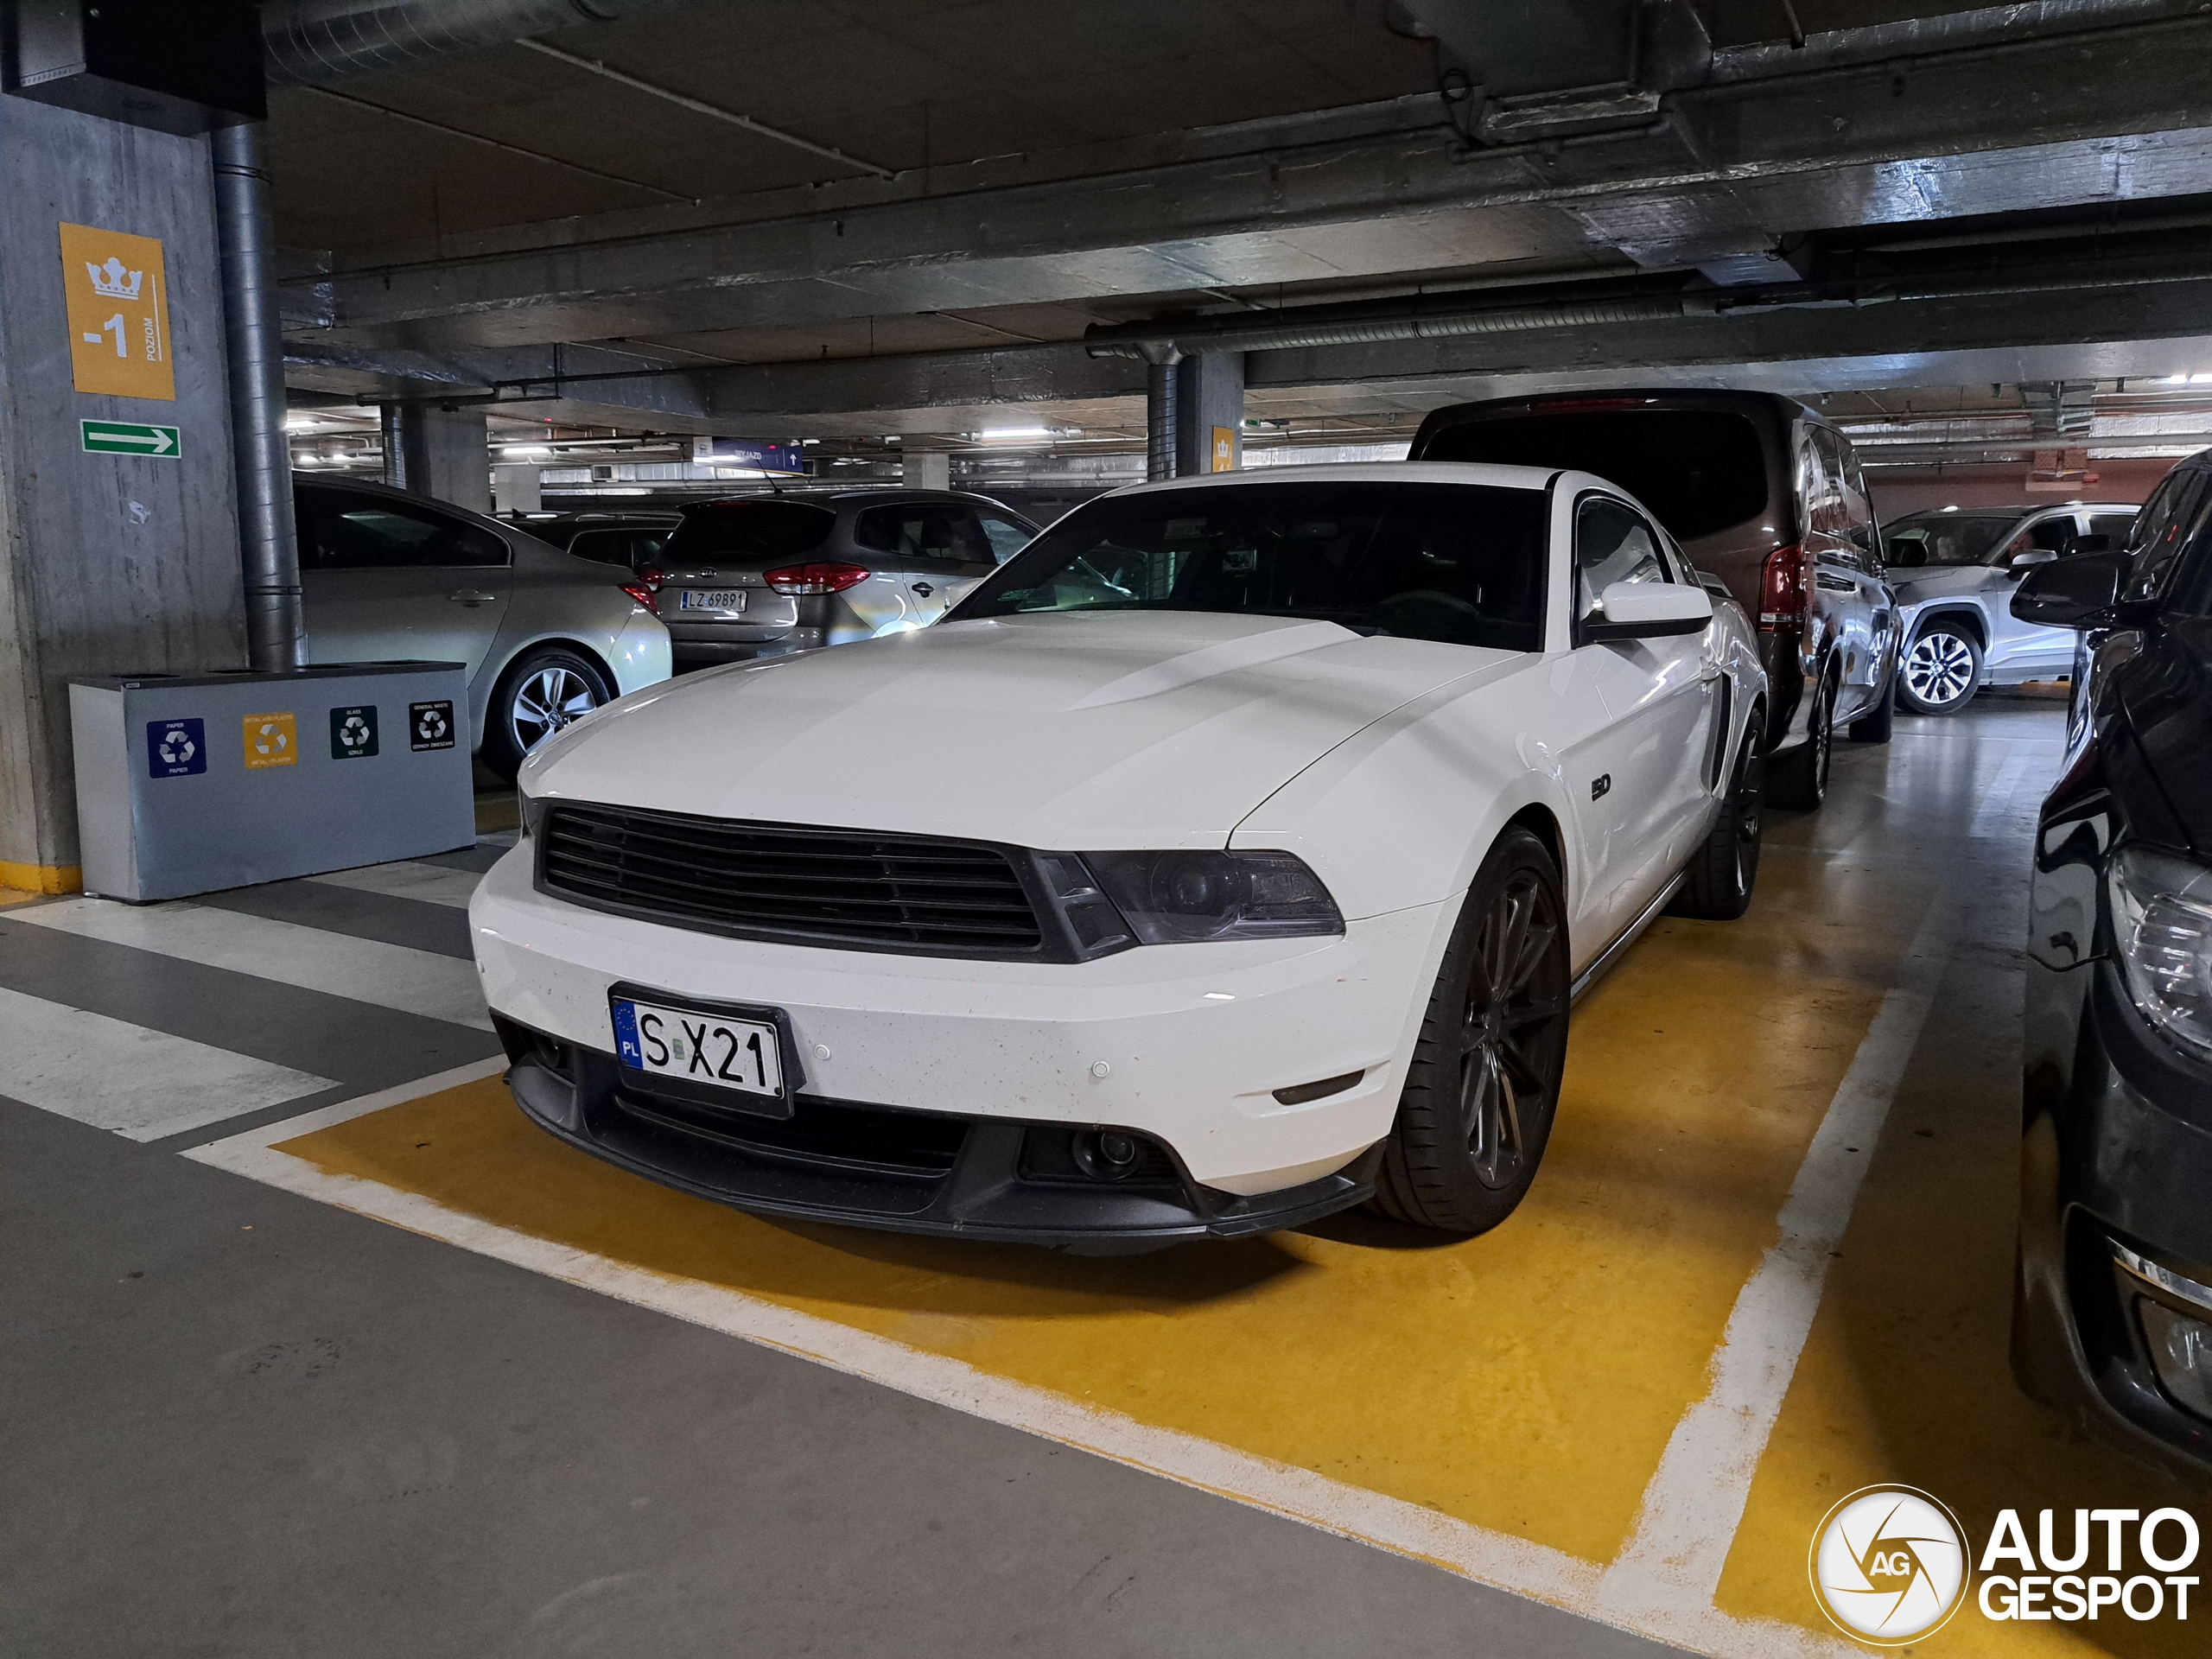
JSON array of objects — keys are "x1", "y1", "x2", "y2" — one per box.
[
  {"x1": 329, "y1": 703, "x2": 379, "y2": 760},
  {"x1": 241, "y1": 710, "x2": 297, "y2": 770},
  {"x1": 146, "y1": 716, "x2": 206, "y2": 779},
  {"x1": 410, "y1": 699, "x2": 456, "y2": 753}
]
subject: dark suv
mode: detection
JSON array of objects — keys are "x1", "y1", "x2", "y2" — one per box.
[
  {"x1": 1408, "y1": 390, "x2": 1899, "y2": 808},
  {"x1": 645, "y1": 489, "x2": 1037, "y2": 669},
  {"x1": 2012, "y1": 447, "x2": 2212, "y2": 1468}
]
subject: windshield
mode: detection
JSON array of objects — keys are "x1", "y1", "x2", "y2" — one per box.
[
  {"x1": 949, "y1": 480, "x2": 1548, "y2": 652},
  {"x1": 664, "y1": 499, "x2": 835, "y2": 562},
  {"x1": 1880, "y1": 512, "x2": 2020, "y2": 569},
  {"x1": 1416, "y1": 409, "x2": 1767, "y2": 540}
]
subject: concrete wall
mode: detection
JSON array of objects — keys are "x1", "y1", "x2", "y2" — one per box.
[
  {"x1": 0, "y1": 97, "x2": 245, "y2": 891},
  {"x1": 1867, "y1": 456, "x2": 2183, "y2": 523}
]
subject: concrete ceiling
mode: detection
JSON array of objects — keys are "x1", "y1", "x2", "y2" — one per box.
[{"x1": 268, "y1": 0, "x2": 2212, "y2": 440}]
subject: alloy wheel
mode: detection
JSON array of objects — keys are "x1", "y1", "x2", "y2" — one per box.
[
  {"x1": 1904, "y1": 631, "x2": 1976, "y2": 709},
  {"x1": 511, "y1": 665, "x2": 601, "y2": 753},
  {"x1": 1459, "y1": 869, "x2": 1567, "y2": 1190}
]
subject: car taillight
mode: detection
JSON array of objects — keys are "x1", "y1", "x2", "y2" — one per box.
[
  {"x1": 1758, "y1": 543, "x2": 1812, "y2": 630},
  {"x1": 618, "y1": 581, "x2": 656, "y2": 608},
  {"x1": 765, "y1": 562, "x2": 870, "y2": 595},
  {"x1": 638, "y1": 567, "x2": 665, "y2": 591}
]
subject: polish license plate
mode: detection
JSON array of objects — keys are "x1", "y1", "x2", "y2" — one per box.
[
  {"x1": 612, "y1": 994, "x2": 784, "y2": 1099},
  {"x1": 677, "y1": 588, "x2": 746, "y2": 613}
]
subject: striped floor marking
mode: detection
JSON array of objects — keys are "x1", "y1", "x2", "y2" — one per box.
[
  {"x1": 0, "y1": 983, "x2": 334, "y2": 1141},
  {"x1": 308, "y1": 861, "x2": 484, "y2": 910},
  {"x1": 12, "y1": 899, "x2": 492, "y2": 1031}
]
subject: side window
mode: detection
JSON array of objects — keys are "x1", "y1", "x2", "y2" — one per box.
[
  {"x1": 564, "y1": 529, "x2": 629, "y2": 565},
  {"x1": 2127, "y1": 473, "x2": 2212, "y2": 601},
  {"x1": 295, "y1": 489, "x2": 507, "y2": 571},
  {"x1": 853, "y1": 504, "x2": 994, "y2": 563},
  {"x1": 2088, "y1": 511, "x2": 2139, "y2": 550},
  {"x1": 1802, "y1": 429, "x2": 1853, "y2": 546},
  {"x1": 2005, "y1": 515, "x2": 2077, "y2": 557},
  {"x1": 978, "y1": 514, "x2": 1035, "y2": 564},
  {"x1": 1575, "y1": 496, "x2": 1668, "y2": 616},
  {"x1": 1824, "y1": 428, "x2": 1878, "y2": 562}
]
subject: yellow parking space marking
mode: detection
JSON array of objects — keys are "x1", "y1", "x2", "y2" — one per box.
[{"x1": 181, "y1": 852, "x2": 1940, "y2": 1659}]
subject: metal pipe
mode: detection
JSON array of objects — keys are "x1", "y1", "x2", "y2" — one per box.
[
  {"x1": 213, "y1": 122, "x2": 307, "y2": 671},
  {"x1": 263, "y1": 0, "x2": 681, "y2": 87},
  {"x1": 1138, "y1": 346, "x2": 1182, "y2": 481}
]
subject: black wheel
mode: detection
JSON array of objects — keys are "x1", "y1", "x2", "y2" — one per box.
[
  {"x1": 1897, "y1": 623, "x2": 1981, "y2": 715},
  {"x1": 479, "y1": 646, "x2": 614, "y2": 782},
  {"x1": 1768, "y1": 674, "x2": 1834, "y2": 810},
  {"x1": 1847, "y1": 665, "x2": 1895, "y2": 743},
  {"x1": 1370, "y1": 829, "x2": 1571, "y2": 1235},
  {"x1": 1672, "y1": 723, "x2": 1764, "y2": 921}
]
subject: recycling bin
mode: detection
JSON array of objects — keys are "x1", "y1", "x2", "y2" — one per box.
[{"x1": 68, "y1": 661, "x2": 475, "y2": 902}]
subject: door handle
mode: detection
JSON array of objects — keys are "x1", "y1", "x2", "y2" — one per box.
[
  {"x1": 448, "y1": 589, "x2": 496, "y2": 606},
  {"x1": 911, "y1": 582, "x2": 934, "y2": 597}
]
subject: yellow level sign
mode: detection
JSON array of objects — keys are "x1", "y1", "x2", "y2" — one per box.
[{"x1": 60, "y1": 221, "x2": 175, "y2": 403}]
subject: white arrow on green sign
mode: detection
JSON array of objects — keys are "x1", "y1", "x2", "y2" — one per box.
[{"x1": 81, "y1": 420, "x2": 180, "y2": 459}]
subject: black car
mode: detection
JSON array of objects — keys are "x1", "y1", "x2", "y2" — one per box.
[
  {"x1": 2012, "y1": 447, "x2": 2212, "y2": 1467},
  {"x1": 525, "y1": 512, "x2": 682, "y2": 572}
]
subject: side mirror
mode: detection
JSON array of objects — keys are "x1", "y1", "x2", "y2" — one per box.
[
  {"x1": 2007, "y1": 548, "x2": 2061, "y2": 576},
  {"x1": 1586, "y1": 580, "x2": 1713, "y2": 642},
  {"x1": 2012, "y1": 550, "x2": 2126, "y2": 628}
]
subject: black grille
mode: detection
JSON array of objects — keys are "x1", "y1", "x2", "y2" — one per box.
[{"x1": 538, "y1": 804, "x2": 1047, "y2": 957}]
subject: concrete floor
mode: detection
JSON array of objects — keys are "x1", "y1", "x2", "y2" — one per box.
[{"x1": 3, "y1": 694, "x2": 2197, "y2": 1657}]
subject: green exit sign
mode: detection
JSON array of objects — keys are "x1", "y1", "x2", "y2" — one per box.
[{"x1": 81, "y1": 419, "x2": 180, "y2": 459}]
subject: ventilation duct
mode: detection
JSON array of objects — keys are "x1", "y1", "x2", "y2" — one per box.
[{"x1": 262, "y1": 0, "x2": 679, "y2": 87}]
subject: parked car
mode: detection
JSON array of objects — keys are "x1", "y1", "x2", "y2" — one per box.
[
  {"x1": 293, "y1": 476, "x2": 672, "y2": 780},
  {"x1": 643, "y1": 489, "x2": 1039, "y2": 669},
  {"x1": 471, "y1": 464, "x2": 1768, "y2": 1244},
  {"x1": 1407, "y1": 389, "x2": 1899, "y2": 810},
  {"x1": 2012, "y1": 448, "x2": 2212, "y2": 1467},
  {"x1": 529, "y1": 512, "x2": 682, "y2": 573},
  {"x1": 1879, "y1": 503, "x2": 2141, "y2": 714}
]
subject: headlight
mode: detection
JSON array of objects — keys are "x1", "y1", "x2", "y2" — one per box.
[
  {"x1": 1083, "y1": 849, "x2": 1344, "y2": 945},
  {"x1": 2110, "y1": 846, "x2": 2212, "y2": 1055}
]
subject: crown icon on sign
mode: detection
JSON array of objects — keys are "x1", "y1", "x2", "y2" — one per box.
[{"x1": 86, "y1": 256, "x2": 143, "y2": 299}]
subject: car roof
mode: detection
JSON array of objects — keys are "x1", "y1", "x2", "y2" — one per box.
[{"x1": 1103, "y1": 461, "x2": 1563, "y2": 498}]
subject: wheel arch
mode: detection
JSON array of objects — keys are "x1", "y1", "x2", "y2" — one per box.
[
  {"x1": 1504, "y1": 804, "x2": 1567, "y2": 906},
  {"x1": 1910, "y1": 603, "x2": 1987, "y2": 652}
]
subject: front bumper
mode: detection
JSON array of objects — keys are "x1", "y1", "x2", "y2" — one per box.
[
  {"x1": 469, "y1": 843, "x2": 1449, "y2": 1235},
  {"x1": 2017, "y1": 957, "x2": 2212, "y2": 1466}
]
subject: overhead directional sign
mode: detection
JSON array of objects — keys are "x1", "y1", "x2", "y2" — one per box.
[{"x1": 81, "y1": 419, "x2": 179, "y2": 459}]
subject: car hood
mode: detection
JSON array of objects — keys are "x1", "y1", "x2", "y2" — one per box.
[
  {"x1": 1889, "y1": 566, "x2": 2000, "y2": 603},
  {"x1": 524, "y1": 611, "x2": 1515, "y2": 848}
]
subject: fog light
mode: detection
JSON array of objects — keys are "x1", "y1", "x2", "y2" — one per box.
[
  {"x1": 1072, "y1": 1128, "x2": 1145, "y2": 1181},
  {"x1": 2139, "y1": 1300, "x2": 2212, "y2": 1421}
]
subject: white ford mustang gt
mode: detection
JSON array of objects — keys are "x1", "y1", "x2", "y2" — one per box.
[{"x1": 471, "y1": 463, "x2": 1768, "y2": 1243}]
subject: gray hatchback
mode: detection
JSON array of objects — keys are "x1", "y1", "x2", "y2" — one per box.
[{"x1": 645, "y1": 489, "x2": 1039, "y2": 668}]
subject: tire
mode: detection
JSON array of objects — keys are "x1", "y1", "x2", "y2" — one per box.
[
  {"x1": 478, "y1": 646, "x2": 615, "y2": 782},
  {"x1": 1672, "y1": 724, "x2": 1764, "y2": 921},
  {"x1": 1897, "y1": 623, "x2": 1981, "y2": 715},
  {"x1": 1767, "y1": 673, "x2": 1834, "y2": 810},
  {"x1": 1847, "y1": 665, "x2": 1895, "y2": 743},
  {"x1": 1370, "y1": 829, "x2": 1571, "y2": 1234}
]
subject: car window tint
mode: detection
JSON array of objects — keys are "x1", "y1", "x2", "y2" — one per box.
[
  {"x1": 2127, "y1": 472, "x2": 2212, "y2": 601},
  {"x1": 294, "y1": 488, "x2": 508, "y2": 570},
  {"x1": 1880, "y1": 512, "x2": 2018, "y2": 568},
  {"x1": 1576, "y1": 497, "x2": 1668, "y2": 614},
  {"x1": 978, "y1": 514, "x2": 1034, "y2": 564},
  {"x1": 664, "y1": 500, "x2": 834, "y2": 561},
  {"x1": 1419, "y1": 409, "x2": 1766, "y2": 539},
  {"x1": 957, "y1": 481, "x2": 1548, "y2": 652},
  {"x1": 2088, "y1": 511, "x2": 2139, "y2": 548},
  {"x1": 565, "y1": 529, "x2": 631, "y2": 564},
  {"x1": 854, "y1": 504, "x2": 995, "y2": 563},
  {"x1": 2024, "y1": 516, "x2": 2077, "y2": 554}
]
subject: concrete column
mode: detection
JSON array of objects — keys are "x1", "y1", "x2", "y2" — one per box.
[
  {"x1": 901, "y1": 447, "x2": 948, "y2": 491},
  {"x1": 0, "y1": 96, "x2": 245, "y2": 893},
  {"x1": 492, "y1": 464, "x2": 542, "y2": 514},
  {"x1": 381, "y1": 403, "x2": 491, "y2": 512},
  {"x1": 1176, "y1": 353, "x2": 1245, "y2": 475},
  {"x1": 1141, "y1": 347, "x2": 1181, "y2": 481}
]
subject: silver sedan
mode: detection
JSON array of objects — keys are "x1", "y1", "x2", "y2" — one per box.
[{"x1": 295, "y1": 476, "x2": 672, "y2": 778}]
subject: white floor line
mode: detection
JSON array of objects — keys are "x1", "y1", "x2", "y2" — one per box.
[
  {"x1": 0, "y1": 985, "x2": 334, "y2": 1141},
  {"x1": 1593, "y1": 893, "x2": 1958, "y2": 1644},
  {"x1": 10, "y1": 899, "x2": 493, "y2": 1031},
  {"x1": 1967, "y1": 744, "x2": 2043, "y2": 840},
  {"x1": 308, "y1": 861, "x2": 484, "y2": 909},
  {"x1": 187, "y1": 1086, "x2": 1852, "y2": 1659}
]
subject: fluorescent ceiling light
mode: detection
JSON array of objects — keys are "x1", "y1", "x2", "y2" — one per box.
[
  {"x1": 976, "y1": 426, "x2": 1054, "y2": 442},
  {"x1": 501, "y1": 445, "x2": 552, "y2": 459},
  {"x1": 284, "y1": 416, "x2": 321, "y2": 431}
]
